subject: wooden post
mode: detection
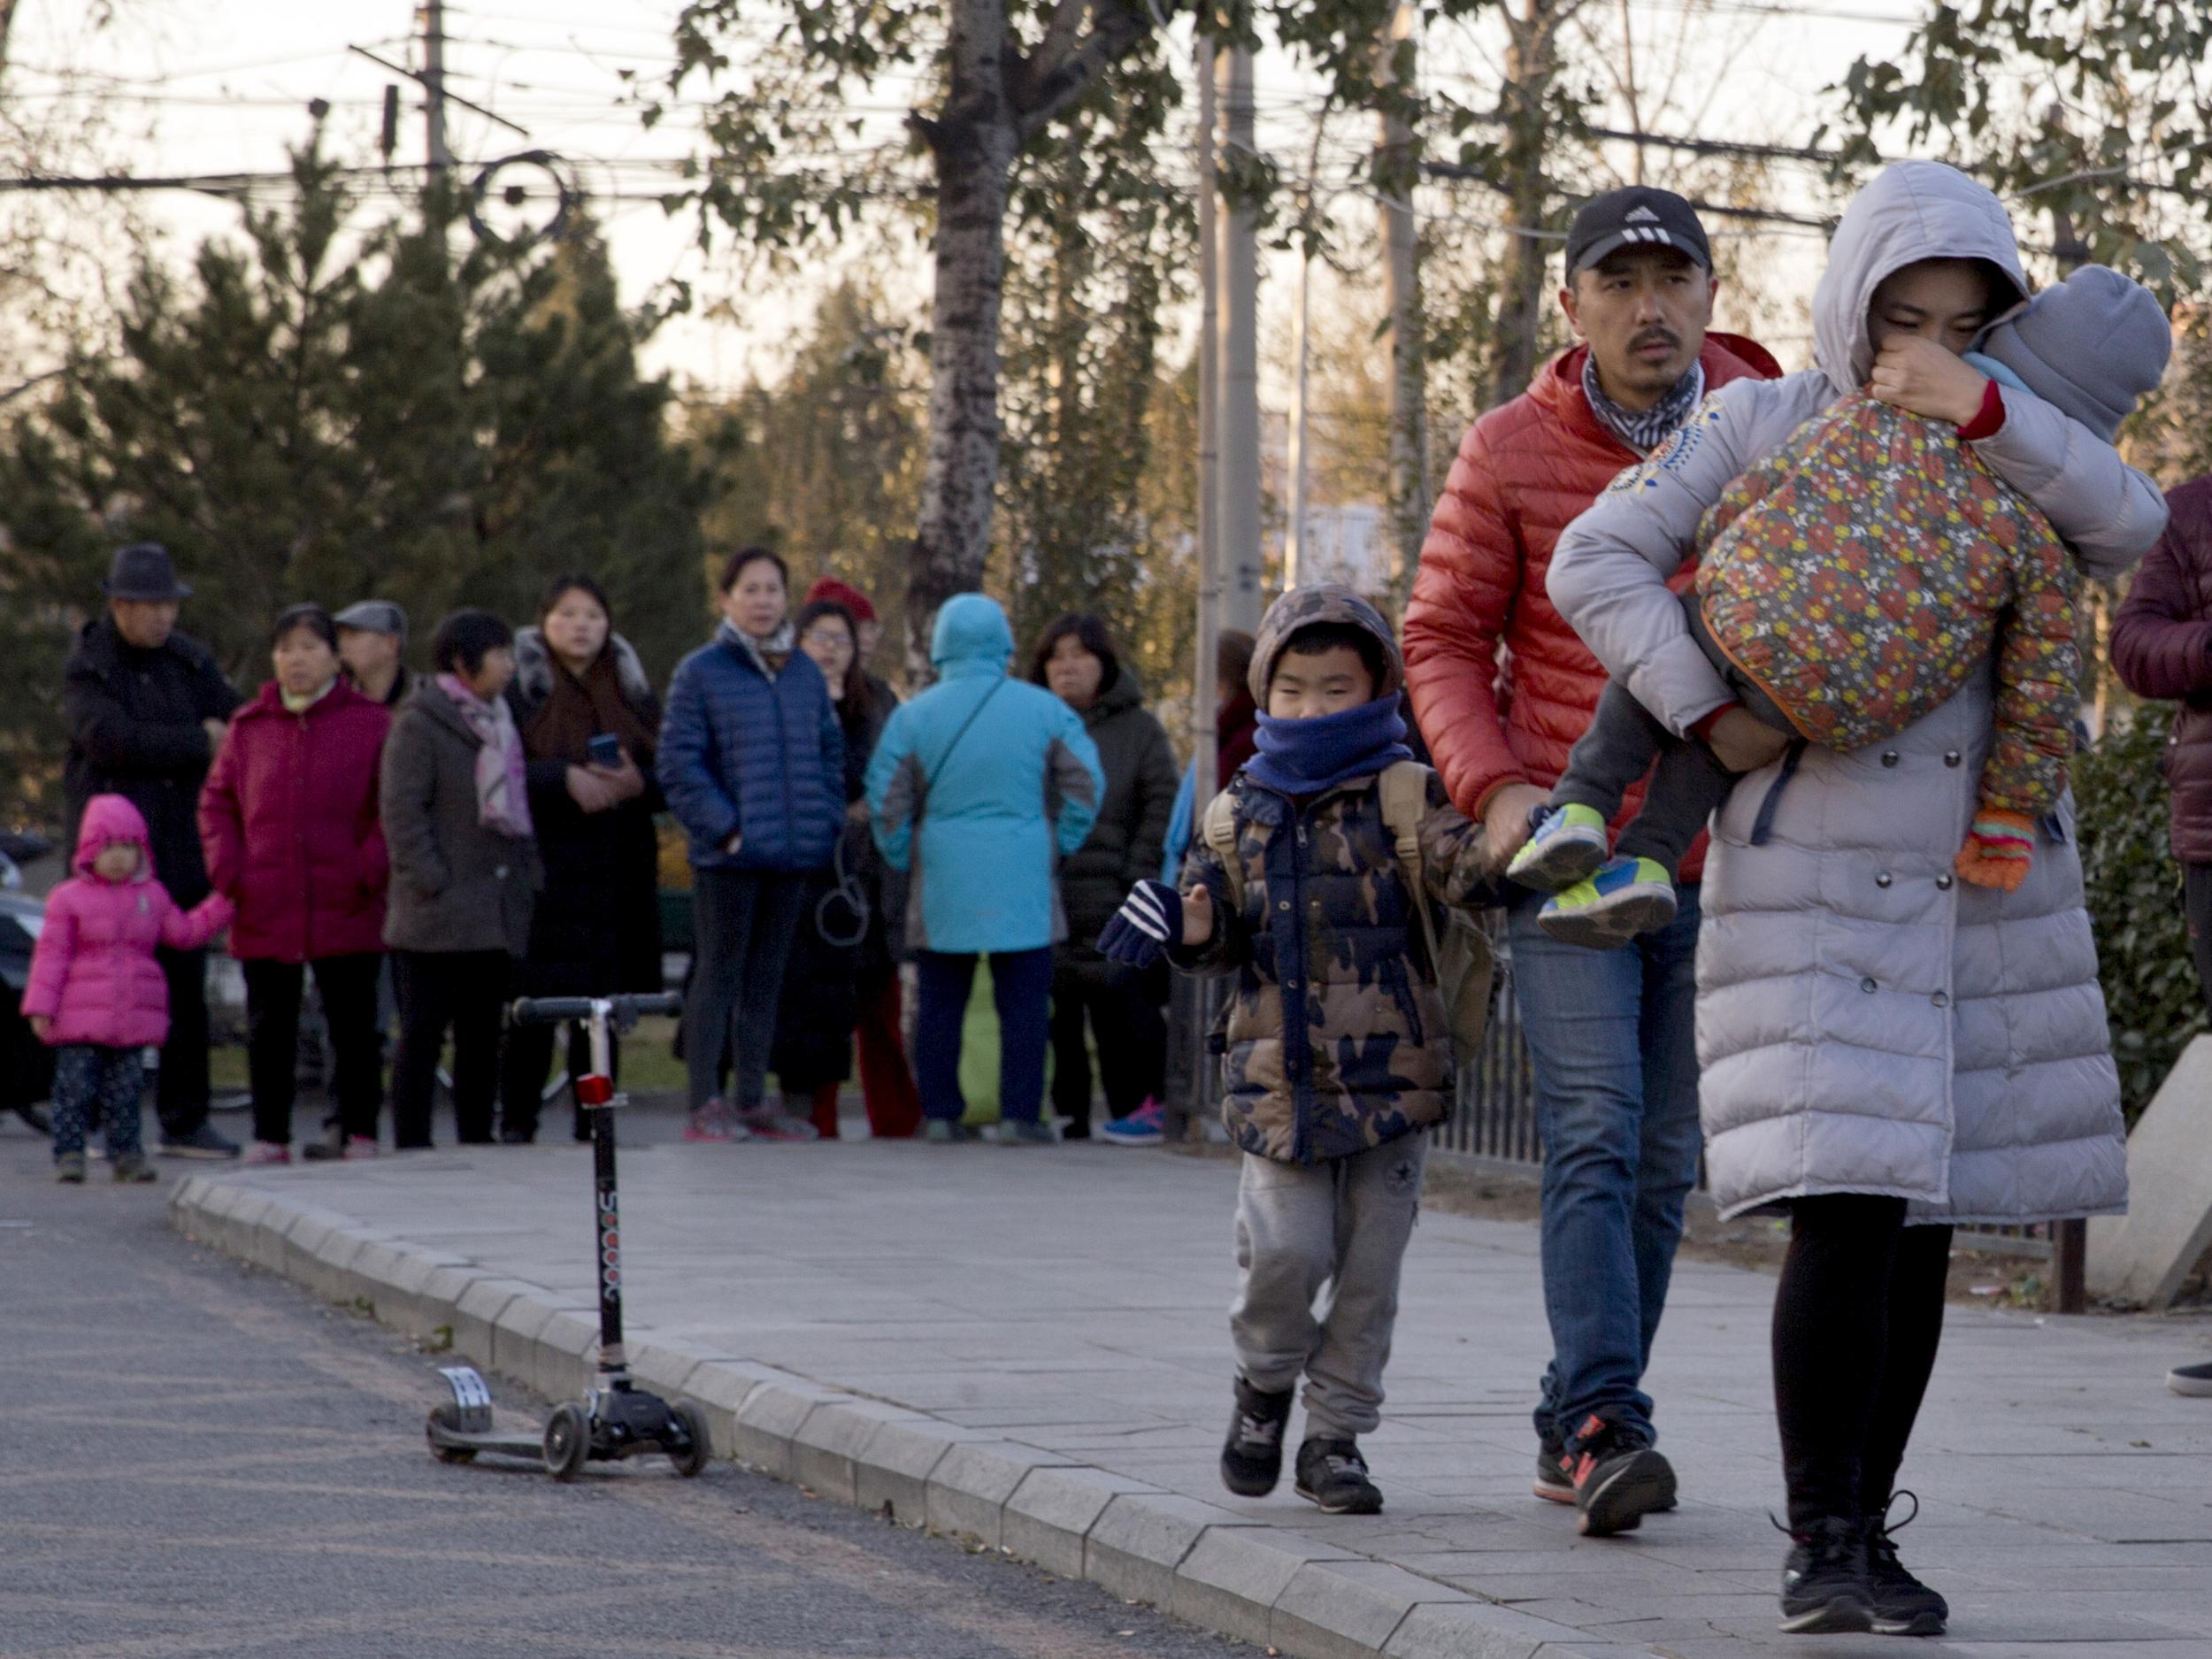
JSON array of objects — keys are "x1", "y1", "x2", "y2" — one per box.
[{"x1": 2055, "y1": 1218, "x2": 2087, "y2": 1313}]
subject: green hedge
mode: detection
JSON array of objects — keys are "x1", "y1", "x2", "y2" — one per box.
[{"x1": 2076, "y1": 706, "x2": 2207, "y2": 1123}]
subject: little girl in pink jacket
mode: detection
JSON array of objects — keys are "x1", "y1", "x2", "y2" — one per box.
[{"x1": 23, "y1": 794, "x2": 234, "y2": 1182}]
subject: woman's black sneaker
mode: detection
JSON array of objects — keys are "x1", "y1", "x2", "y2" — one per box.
[
  {"x1": 1865, "y1": 1494, "x2": 1947, "y2": 1636},
  {"x1": 1219, "y1": 1378, "x2": 1293, "y2": 1497},
  {"x1": 1294, "y1": 1437, "x2": 1383, "y2": 1514},
  {"x1": 1778, "y1": 1515, "x2": 1875, "y2": 1633}
]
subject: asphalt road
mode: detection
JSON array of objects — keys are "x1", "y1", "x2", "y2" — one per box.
[{"x1": 0, "y1": 1111, "x2": 1256, "y2": 1659}]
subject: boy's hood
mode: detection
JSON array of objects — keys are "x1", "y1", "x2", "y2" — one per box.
[
  {"x1": 930, "y1": 593, "x2": 1014, "y2": 672},
  {"x1": 73, "y1": 794, "x2": 153, "y2": 881},
  {"x1": 1249, "y1": 584, "x2": 1405, "y2": 705},
  {"x1": 1812, "y1": 161, "x2": 2029, "y2": 391}
]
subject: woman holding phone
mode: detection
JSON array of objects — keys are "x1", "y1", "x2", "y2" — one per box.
[{"x1": 497, "y1": 574, "x2": 664, "y2": 1142}]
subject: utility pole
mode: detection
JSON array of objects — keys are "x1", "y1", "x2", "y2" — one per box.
[
  {"x1": 1284, "y1": 246, "x2": 1311, "y2": 589},
  {"x1": 421, "y1": 0, "x2": 451, "y2": 173},
  {"x1": 1217, "y1": 44, "x2": 1263, "y2": 633},
  {"x1": 1378, "y1": 0, "x2": 1428, "y2": 609},
  {"x1": 1193, "y1": 34, "x2": 1221, "y2": 803},
  {"x1": 1284, "y1": 106, "x2": 1331, "y2": 594}
]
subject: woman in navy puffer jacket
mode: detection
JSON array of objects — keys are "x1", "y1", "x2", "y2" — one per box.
[{"x1": 659, "y1": 547, "x2": 843, "y2": 1142}]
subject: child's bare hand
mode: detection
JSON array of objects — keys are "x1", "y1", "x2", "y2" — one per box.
[
  {"x1": 27, "y1": 1015, "x2": 48, "y2": 1041},
  {"x1": 1182, "y1": 884, "x2": 1214, "y2": 946},
  {"x1": 1870, "y1": 334, "x2": 1989, "y2": 426}
]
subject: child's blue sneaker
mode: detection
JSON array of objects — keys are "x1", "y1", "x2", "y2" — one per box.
[
  {"x1": 1538, "y1": 856, "x2": 1678, "y2": 949},
  {"x1": 1508, "y1": 803, "x2": 1611, "y2": 892},
  {"x1": 1101, "y1": 1099, "x2": 1166, "y2": 1146}
]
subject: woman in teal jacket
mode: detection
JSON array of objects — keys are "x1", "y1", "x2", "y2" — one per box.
[{"x1": 866, "y1": 594, "x2": 1103, "y2": 1143}]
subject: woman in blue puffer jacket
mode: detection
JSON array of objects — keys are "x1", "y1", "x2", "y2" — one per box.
[
  {"x1": 867, "y1": 594, "x2": 1103, "y2": 1143},
  {"x1": 659, "y1": 547, "x2": 843, "y2": 1142}
]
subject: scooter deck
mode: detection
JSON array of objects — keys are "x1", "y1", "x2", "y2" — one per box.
[{"x1": 426, "y1": 1422, "x2": 544, "y2": 1461}]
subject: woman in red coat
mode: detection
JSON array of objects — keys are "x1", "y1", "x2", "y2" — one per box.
[{"x1": 199, "y1": 603, "x2": 393, "y2": 1162}]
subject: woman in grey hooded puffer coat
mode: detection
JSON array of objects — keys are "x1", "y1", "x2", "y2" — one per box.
[{"x1": 1549, "y1": 161, "x2": 2167, "y2": 1633}]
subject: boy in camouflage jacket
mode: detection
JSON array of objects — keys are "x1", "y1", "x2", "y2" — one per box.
[
  {"x1": 1099, "y1": 585, "x2": 1490, "y2": 1516},
  {"x1": 1509, "y1": 265, "x2": 2170, "y2": 948}
]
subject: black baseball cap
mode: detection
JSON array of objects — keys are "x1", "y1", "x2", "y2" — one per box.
[{"x1": 1565, "y1": 187, "x2": 1713, "y2": 276}]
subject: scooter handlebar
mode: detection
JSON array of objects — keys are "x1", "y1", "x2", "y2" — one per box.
[{"x1": 510, "y1": 993, "x2": 683, "y2": 1027}]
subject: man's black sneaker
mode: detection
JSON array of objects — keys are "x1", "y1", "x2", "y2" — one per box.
[
  {"x1": 1534, "y1": 1428, "x2": 1574, "y2": 1504},
  {"x1": 1538, "y1": 1424, "x2": 1677, "y2": 1509},
  {"x1": 1779, "y1": 1515, "x2": 1875, "y2": 1633},
  {"x1": 1219, "y1": 1377, "x2": 1293, "y2": 1497},
  {"x1": 1865, "y1": 1494, "x2": 1947, "y2": 1636},
  {"x1": 1294, "y1": 1437, "x2": 1383, "y2": 1515},
  {"x1": 1564, "y1": 1414, "x2": 1676, "y2": 1535},
  {"x1": 157, "y1": 1123, "x2": 240, "y2": 1160}
]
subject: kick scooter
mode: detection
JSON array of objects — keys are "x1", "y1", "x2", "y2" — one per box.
[{"x1": 425, "y1": 991, "x2": 710, "y2": 1481}]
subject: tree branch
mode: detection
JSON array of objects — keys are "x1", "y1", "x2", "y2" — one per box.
[
  {"x1": 1016, "y1": 0, "x2": 1154, "y2": 143},
  {"x1": 1026, "y1": 0, "x2": 1093, "y2": 99}
]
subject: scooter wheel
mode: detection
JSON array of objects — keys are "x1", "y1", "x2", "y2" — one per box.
[
  {"x1": 543, "y1": 1402, "x2": 589, "y2": 1482},
  {"x1": 668, "y1": 1402, "x2": 710, "y2": 1479},
  {"x1": 426, "y1": 1404, "x2": 477, "y2": 1464}
]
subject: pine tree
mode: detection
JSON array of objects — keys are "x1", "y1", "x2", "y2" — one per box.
[{"x1": 0, "y1": 136, "x2": 706, "y2": 818}]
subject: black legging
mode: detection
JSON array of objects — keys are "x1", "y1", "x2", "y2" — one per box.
[{"x1": 1771, "y1": 1194, "x2": 1952, "y2": 1532}]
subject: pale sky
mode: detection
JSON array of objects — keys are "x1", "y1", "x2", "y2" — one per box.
[{"x1": 4, "y1": 0, "x2": 1927, "y2": 409}]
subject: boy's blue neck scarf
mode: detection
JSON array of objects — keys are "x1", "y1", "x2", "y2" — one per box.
[{"x1": 1245, "y1": 697, "x2": 1412, "y2": 796}]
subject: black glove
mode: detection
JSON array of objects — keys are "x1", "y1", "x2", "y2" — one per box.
[{"x1": 1099, "y1": 879, "x2": 1183, "y2": 969}]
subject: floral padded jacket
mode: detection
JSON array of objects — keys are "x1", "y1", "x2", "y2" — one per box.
[{"x1": 1677, "y1": 388, "x2": 2079, "y2": 819}]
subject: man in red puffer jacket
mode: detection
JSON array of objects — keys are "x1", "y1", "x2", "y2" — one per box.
[{"x1": 1403, "y1": 188, "x2": 1780, "y2": 1536}]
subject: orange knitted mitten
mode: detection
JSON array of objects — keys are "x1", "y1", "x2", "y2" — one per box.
[{"x1": 1955, "y1": 808, "x2": 2034, "y2": 893}]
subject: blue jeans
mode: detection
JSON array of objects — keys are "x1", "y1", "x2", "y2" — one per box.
[
  {"x1": 1508, "y1": 881, "x2": 1703, "y2": 1448},
  {"x1": 913, "y1": 948, "x2": 1053, "y2": 1124}
]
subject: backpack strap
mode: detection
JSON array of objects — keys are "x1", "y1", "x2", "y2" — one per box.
[
  {"x1": 1377, "y1": 760, "x2": 1443, "y2": 982},
  {"x1": 1198, "y1": 787, "x2": 1244, "y2": 910}
]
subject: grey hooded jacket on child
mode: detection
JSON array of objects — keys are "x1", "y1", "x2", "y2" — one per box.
[{"x1": 1548, "y1": 160, "x2": 2167, "y2": 1225}]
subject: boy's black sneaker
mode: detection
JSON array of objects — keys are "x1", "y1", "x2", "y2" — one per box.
[
  {"x1": 1294, "y1": 1437, "x2": 1383, "y2": 1515},
  {"x1": 1865, "y1": 1494, "x2": 1947, "y2": 1636},
  {"x1": 1219, "y1": 1377, "x2": 1293, "y2": 1497},
  {"x1": 1779, "y1": 1515, "x2": 1875, "y2": 1633},
  {"x1": 1565, "y1": 1414, "x2": 1676, "y2": 1535}
]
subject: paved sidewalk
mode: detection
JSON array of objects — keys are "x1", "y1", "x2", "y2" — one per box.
[{"x1": 173, "y1": 1139, "x2": 2212, "y2": 1659}]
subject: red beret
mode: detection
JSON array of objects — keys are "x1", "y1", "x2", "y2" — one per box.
[{"x1": 803, "y1": 576, "x2": 877, "y2": 624}]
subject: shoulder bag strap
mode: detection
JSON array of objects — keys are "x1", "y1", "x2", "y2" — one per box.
[{"x1": 922, "y1": 676, "x2": 1006, "y2": 798}]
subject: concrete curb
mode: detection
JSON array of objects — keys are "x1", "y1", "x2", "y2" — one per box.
[{"x1": 171, "y1": 1174, "x2": 1638, "y2": 1659}]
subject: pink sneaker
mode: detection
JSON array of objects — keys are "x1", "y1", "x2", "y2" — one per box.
[
  {"x1": 684, "y1": 1099, "x2": 743, "y2": 1142},
  {"x1": 243, "y1": 1141, "x2": 292, "y2": 1165},
  {"x1": 342, "y1": 1136, "x2": 379, "y2": 1160}
]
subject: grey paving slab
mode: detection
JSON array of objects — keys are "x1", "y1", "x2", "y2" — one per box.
[{"x1": 173, "y1": 1141, "x2": 2212, "y2": 1659}]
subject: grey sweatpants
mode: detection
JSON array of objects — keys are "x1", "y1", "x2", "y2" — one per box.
[{"x1": 1230, "y1": 1138, "x2": 1427, "y2": 1441}]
